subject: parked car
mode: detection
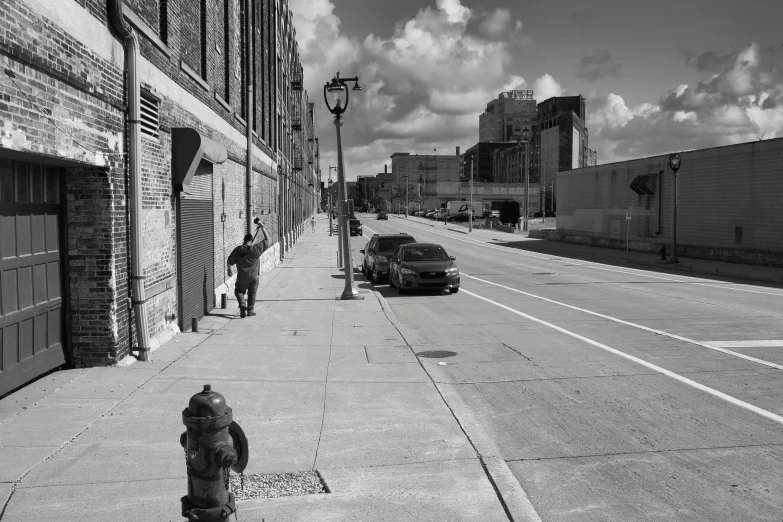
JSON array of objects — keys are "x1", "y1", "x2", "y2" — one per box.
[
  {"x1": 349, "y1": 218, "x2": 363, "y2": 236},
  {"x1": 388, "y1": 243, "x2": 460, "y2": 294},
  {"x1": 424, "y1": 210, "x2": 436, "y2": 218},
  {"x1": 377, "y1": 211, "x2": 388, "y2": 220},
  {"x1": 360, "y1": 233, "x2": 417, "y2": 283}
]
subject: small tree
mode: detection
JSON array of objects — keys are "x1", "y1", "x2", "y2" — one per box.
[{"x1": 389, "y1": 182, "x2": 421, "y2": 212}]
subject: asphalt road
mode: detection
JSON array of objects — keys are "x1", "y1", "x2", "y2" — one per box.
[{"x1": 350, "y1": 213, "x2": 783, "y2": 522}]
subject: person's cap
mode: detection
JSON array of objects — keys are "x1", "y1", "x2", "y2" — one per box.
[{"x1": 243, "y1": 233, "x2": 254, "y2": 242}]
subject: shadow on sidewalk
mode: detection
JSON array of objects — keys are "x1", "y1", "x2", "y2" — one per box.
[{"x1": 490, "y1": 239, "x2": 783, "y2": 288}]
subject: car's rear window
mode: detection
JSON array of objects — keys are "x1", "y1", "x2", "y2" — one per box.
[
  {"x1": 402, "y1": 246, "x2": 449, "y2": 261},
  {"x1": 379, "y1": 237, "x2": 414, "y2": 251},
  {"x1": 350, "y1": 219, "x2": 360, "y2": 225}
]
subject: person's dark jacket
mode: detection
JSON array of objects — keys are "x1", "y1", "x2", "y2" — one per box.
[{"x1": 228, "y1": 240, "x2": 267, "y2": 286}]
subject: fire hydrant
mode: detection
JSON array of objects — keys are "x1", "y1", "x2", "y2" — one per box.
[{"x1": 180, "y1": 384, "x2": 248, "y2": 521}]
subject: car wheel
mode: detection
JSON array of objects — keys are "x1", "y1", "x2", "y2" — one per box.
[
  {"x1": 372, "y1": 266, "x2": 381, "y2": 284},
  {"x1": 449, "y1": 287, "x2": 459, "y2": 294},
  {"x1": 397, "y1": 284, "x2": 406, "y2": 295},
  {"x1": 388, "y1": 270, "x2": 396, "y2": 288}
]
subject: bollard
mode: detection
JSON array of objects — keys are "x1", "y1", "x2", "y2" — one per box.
[
  {"x1": 221, "y1": 294, "x2": 227, "y2": 309},
  {"x1": 659, "y1": 245, "x2": 667, "y2": 261},
  {"x1": 191, "y1": 317, "x2": 198, "y2": 333},
  {"x1": 180, "y1": 385, "x2": 249, "y2": 522}
]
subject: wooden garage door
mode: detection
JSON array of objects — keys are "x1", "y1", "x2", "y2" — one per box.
[
  {"x1": 177, "y1": 161, "x2": 214, "y2": 332},
  {"x1": 0, "y1": 159, "x2": 65, "y2": 397}
]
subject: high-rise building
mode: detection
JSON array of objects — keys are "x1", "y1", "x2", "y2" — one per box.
[{"x1": 479, "y1": 90, "x2": 538, "y2": 143}]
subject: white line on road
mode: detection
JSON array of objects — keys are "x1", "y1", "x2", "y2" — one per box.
[
  {"x1": 460, "y1": 288, "x2": 783, "y2": 427},
  {"x1": 462, "y1": 273, "x2": 783, "y2": 372},
  {"x1": 703, "y1": 340, "x2": 783, "y2": 348}
]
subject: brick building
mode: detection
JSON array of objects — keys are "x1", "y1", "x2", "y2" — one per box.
[
  {"x1": 555, "y1": 138, "x2": 783, "y2": 266},
  {"x1": 479, "y1": 90, "x2": 537, "y2": 143},
  {"x1": 0, "y1": 0, "x2": 318, "y2": 396}
]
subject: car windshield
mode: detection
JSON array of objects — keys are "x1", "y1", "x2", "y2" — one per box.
[
  {"x1": 401, "y1": 246, "x2": 449, "y2": 262},
  {"x1": 378, "y1": 238, "x2": 414, "y2": 251}
]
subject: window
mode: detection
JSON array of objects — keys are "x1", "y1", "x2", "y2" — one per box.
[
  {"x1": 240, "y1": 0, "x2": 247, "y2": 116},
  {"x1": 223, "y1": 0, "x2": 230, "y2": 101},
  {"x1": 200, "y1": 0, "x2": 207, "y2": 80},
  {"x1": 159, "y1": 0, "x2": 169, "y2": 44}
]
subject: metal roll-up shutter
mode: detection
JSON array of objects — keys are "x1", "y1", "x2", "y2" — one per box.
[{"x1": 177, "y1": 160, "x2": 214, "y2": 332}]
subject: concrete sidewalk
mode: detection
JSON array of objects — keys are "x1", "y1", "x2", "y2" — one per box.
[
  {"x1": 0, "y1": 214, "x2": 529, "y2": 522},
  {"x1": 392, "y1": 213, "x2": 783, "y2": 286}
]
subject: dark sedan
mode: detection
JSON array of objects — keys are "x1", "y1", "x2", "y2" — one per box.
[
  {"x1": 377, "y1": 211, "x2": 388, "y2": 220},
  {"x1": 361, "y1": 233, "x2": 416, "y2": 284},
  {"x1": 389, "y1": 243, "x2": 460, "y2": 294},
  {"x1": 349, "y1": 218, "x2": 363, "y2": 236}
]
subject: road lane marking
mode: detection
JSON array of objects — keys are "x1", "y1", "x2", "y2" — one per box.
[
  {"x1": 460, "y1": 288, "x2": 783, "y2": 427},
  {"x1": 703, "y1": 340, "x2": 783, "y2": 348},
  {"x1": 462, "y1": 273, "x2": 783, "y2": 372},
  {"x1": 393, "y1": 220, "x2": 783, "y2": 296}
]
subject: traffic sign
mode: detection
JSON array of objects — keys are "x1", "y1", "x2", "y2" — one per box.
[{"x1": 625, "y1": 212, "x2": 631, "y2": 221}]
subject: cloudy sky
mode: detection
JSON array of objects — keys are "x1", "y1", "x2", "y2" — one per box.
[{"x1": 290, "y1": 0, "x2": 783, "y2": 182}]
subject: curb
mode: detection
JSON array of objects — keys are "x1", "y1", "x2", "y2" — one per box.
[{"x1": 542, "y1": 238, "x2": 783, "y2": 286}]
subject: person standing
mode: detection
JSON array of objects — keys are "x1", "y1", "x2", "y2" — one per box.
[
  {"x1": 310, "y1": 215, "x2": 316, "y2": 233},
  {"x1": 227, "y1": 220, "x2": 269, "y2": 318}
]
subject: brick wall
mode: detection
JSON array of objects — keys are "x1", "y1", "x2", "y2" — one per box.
[
  {"x1": 1, "y1": 0, "x2": 310, "y2": 376},
  {"x1": 556, "y1": 138, "x2": 783, "y2": 266}
]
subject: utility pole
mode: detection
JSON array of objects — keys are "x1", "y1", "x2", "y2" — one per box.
[
  {"x1": 523, "y1": 142, "x2": 529, "y2": 231},
  {"x1": 469, "y1": 158, "x2": 473, "y2": 232}
]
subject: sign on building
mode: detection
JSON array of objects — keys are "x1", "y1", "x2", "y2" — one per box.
[{"x1": 509, "y1": 90, "x2": 534, "y2": 100}]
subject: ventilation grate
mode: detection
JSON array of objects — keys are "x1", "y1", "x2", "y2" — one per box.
[{"x1": 139, "y1": 95, "x2": 160, "y2": 139}]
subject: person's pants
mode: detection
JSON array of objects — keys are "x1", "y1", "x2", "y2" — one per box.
[{"x1": 235, "y1": 278, "x2": 259, "y2": 310}]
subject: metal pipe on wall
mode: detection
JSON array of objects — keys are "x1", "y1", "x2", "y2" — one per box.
[
  {"x1": 108, "y1": 0, "x2": 151, "y2": 361},
  {"x1": 245, "y1": 0, "x2": 253, "y2": 235}
]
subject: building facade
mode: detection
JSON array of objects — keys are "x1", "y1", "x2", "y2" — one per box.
[
  {"x1": 479, "y1": 90, "x2": 537, "y2": 143},
  {"x1": 0, "y1": 0, "x2": 318, "y2": 396},
  {"x1": 555, "y1": 138, "x2": 783, "y2": 266}
]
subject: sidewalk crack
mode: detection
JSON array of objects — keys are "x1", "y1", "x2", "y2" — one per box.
[{"x1": 311, "y1": 299, "x2": 335, "y2": 471}]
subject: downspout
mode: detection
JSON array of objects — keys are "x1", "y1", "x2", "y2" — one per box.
[
  {"x1": 108, "y1": 0, "x2": 151, "y2": 361},
  {"x1": 245, "y1": 0, "x2": 254, "y2": 235}
]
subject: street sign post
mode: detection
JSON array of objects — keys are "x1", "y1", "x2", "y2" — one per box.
[{"x1": 625, "y1": 212, "x2": 631, "y2": 256}]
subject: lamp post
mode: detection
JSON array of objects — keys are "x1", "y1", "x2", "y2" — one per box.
[
  {"x1": 668, "y1": 153, "x2": 682, "y2": 264},
  {"x1": 418, "y1": 173, "x2": 423, "y2": 213},
  {"x1": 469, "y1": 157, "x2": 473, "y2": 233},
  {"x1": 402, "y1": 175, "x2": 408, "y2": 217},
  {"x1": 324, "y1": 72, "x2": 363, "y2": 300},
  {"x1": 523, "y1": 141, "x2": 529, "y2": 231},
  {"x1": 327, "y1": 178, "x2": 333, "y2": 236}
]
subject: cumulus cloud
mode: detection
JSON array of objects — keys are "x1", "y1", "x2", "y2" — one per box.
[
  {"x1": 575, "y1": 50, "x2": 621, "y2": 81},
  {"x1": 292, "y1": 0, "x2": 537, "y2": 180},
  {"x1": 589, "y1": 42, "x2": 783, "y2": 162}
]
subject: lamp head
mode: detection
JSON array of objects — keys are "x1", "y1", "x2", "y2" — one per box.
[
  {"x1": 669, "y1": 153, "x2": 682, "y2": 171},
  {"x1": 352, "y1": 81, "x2": 362, "y2": 91}
]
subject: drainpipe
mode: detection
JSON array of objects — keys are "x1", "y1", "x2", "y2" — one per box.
[
  {"x1": 108, "y1": 0, "x2": 151, "y2": 361},
  {"x1": 245, "y1": 0, "x2": 254, "y2": 235},
  {"x1": 656, "y1": 169, "x2": 663, "y2": 236}
]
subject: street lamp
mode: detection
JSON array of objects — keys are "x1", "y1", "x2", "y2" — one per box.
[
  {"x1": 418, "y1": 173, "x2": 423, "y2": 213},
  {"x1": 327, "y1": 178, "x2": 334, "y2": 236},
  {"x1": 668, "y1": 153, "x2": 682, "y2": 264},
  {"x1": 324, "y1": 72, "x2": 363, "y2": 300}
]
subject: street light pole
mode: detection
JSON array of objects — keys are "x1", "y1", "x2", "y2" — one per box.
[
  {"x1": 523, "y1": 142, "x2": 529, "y2": 231},
  {"x1": 328, "y1": 178, "x2": 333, "y2": 236},
  {"x1": 404, "y1": 175, "x2": 408, "y2": 217},
  {"x1": 469, "y1": 158, "x2": 473, "y2": 233},
  {"x1": 668, "y1": 153, "x2": 682, "y2": 264},
  {"x1": 325, "y1": 72, "x2": 363, "y2": 300}
]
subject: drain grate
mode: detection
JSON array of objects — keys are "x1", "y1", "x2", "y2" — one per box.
[
  {"x1": 416, "y1": 350, "x2": 457, "y2": 358},
  {"x1": 231, "y1": 471, "x2": 329, "y2": 500}
]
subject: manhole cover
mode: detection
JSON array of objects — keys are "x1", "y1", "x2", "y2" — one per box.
[{"x1": 416, "y1": 350, "x2": 457, "y2": 358}]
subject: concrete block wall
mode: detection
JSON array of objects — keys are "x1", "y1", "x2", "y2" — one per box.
[{"x1": 556, "y1": 138, "x2": 783, "y2": 266}]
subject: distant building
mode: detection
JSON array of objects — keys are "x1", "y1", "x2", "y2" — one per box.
[
  {"x1": 532, "y1": 95, "x2": 597, "y2": 213},
  {"x1": 479, "y1": 90, "x2": 537, "y2": 143},
  {"x1": 389, "y1": 151, "x2": 461, "y2": 211},
  {"x1": 463, "y1": 142, "x2": 518, "y2": 183},
  {"x1": 492, "y1": 142, "x2": 537, "y2": 184}
]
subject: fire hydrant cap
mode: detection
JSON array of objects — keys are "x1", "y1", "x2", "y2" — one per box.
[{"x1": 188, "y1": 384, "x2": 230, "y2": 418}]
